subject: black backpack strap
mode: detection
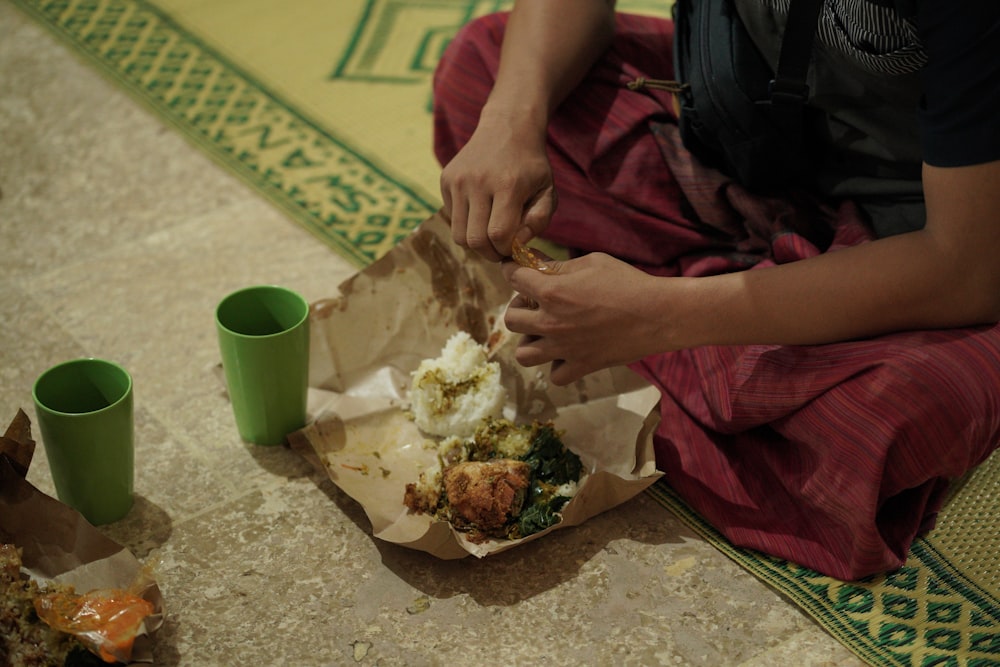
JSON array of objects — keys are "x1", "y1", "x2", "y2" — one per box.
[
  {"x1": 668, "y1": 0, "x2": 828, "y2": 189},
  {"x1": 767, "y1": 0, "x2": 825, "y2": 106}
]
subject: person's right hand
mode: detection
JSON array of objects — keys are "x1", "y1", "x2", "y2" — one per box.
[{"x1": 440, "y1": 112, "x2": 557, "y2": 262}]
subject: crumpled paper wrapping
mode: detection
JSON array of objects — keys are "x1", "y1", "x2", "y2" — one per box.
[
  {"x1": 289, "y1": 212, "x2": 663, "y2": 559},
  {"x1": 0, "y1": 409, "x2": 163, "y2": 664}
]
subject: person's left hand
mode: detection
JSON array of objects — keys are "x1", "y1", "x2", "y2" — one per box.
[{"x1": 501, "y1": 251, "x2": 675, "y2": 385}]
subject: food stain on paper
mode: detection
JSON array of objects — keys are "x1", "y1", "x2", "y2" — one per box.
[
  {"x1": 411, "y1": 230, "x2": 461, "y2": 308},
  {"x1": 455, "y1": 303, "x2": 488, "y2": 344},
  {"x1": 411, "y1": 226, "x2": 492, "y2": 343}
]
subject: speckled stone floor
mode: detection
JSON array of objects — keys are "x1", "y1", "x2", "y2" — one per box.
[{"x1": 0, "y1": 2, "x2": 866, "y2": 664}]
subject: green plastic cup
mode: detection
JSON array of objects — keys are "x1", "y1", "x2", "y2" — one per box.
[
  {"x1": 32, "y1": 358, "x2": 135, "y2": 526},
  {"x1": 216, "y1": 285, "x2": 310, "y2": 446}
]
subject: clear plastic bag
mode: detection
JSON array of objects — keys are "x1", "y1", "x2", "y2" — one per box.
[{"x1": 34, "y1": 576, "x2": 156, "y2": 664}]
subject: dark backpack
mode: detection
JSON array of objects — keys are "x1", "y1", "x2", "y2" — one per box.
[{"x1": 672, "y1": 0, "x2": 824, "y2": 191}]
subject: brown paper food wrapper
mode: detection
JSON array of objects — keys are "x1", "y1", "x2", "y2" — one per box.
[
  {"x1": 0, "y1": 409, "x2": 164, "y2": 664},
  {"x1": 289, "y1": 212, "x2": 663, "y2": 559}
]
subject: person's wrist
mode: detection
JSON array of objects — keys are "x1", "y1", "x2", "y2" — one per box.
[
  {"x1": 479, "y1": 98, "x2": 549, "y2": 142},
  {"x1": 643, "y1": 275, "x2": 699, "y2": 353}
]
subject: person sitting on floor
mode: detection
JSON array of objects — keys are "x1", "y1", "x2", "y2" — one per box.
[{"x1": 430, "y1": 0, "x2": 1000, "y2": 580}]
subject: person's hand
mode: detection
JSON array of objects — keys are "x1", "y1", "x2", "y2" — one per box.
[
  {"x1": 501, "y1": 251, "x2": 676, "y2": 385},
  {"x1": 440, "y1": 114, "x2": 557, "y2": 262}
]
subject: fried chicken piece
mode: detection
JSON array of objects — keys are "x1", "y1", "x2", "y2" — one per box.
[
  {"x1": 443, "y1": 459, "x2": 531, "y2": 533},
  {"x1": 403, "y1": 471, "x2": 442, "y2": 515}
]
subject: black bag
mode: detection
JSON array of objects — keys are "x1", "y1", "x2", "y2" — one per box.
[{"x1": 672, "y1": 0, "x2": 824, "y2": 190}]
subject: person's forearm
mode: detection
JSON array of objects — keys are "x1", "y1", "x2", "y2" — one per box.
[
  {"x1": 661, "y1": 161, "x2": 1000, "y2": 349},
  {"x1": 480, "y1": 0, "x2": 617, "y2": 138},
  {"x1": 670, "y1": 228, "x2": 999, "y2": 349}
]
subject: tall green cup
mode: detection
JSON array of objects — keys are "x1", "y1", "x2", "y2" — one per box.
[
  {"x1": 32, "y1": 358, "x2": 135, "y2": 526},
  {"x1": 216, "y1": 285, "x2": 310, "y2": 446}
]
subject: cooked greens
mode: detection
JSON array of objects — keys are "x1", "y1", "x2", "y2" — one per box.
[{"x1": 521, "y1": 422, "x2": 583, "y2": 487}]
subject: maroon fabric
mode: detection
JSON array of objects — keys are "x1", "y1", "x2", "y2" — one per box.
[{"x1": 433, "y1": 12, "x2": 1000, "y2": 580}]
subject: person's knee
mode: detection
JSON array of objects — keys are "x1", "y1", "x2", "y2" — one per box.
[
  {"x1": 879, "y1": 335, "x2": 1000, "y2": 470},
  {"x1": 434, "y1": 13, "x2": 506, "y2": 91}
]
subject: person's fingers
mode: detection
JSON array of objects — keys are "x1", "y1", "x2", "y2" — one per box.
[
  {"x1": 508, "y1": 292, "x2": 538, "y2": 310},
  {"x1": 448, "y1": 196, "x2": 470, "y2": 248},
  {"x1": 513, "y1": 346, "x2": 584, "y2": 386},
  {"x1": 504, "y1": 297, "x2": 543, "y2": 335},
  {"x1": 465, "y1": 197, "x2": 505, "y2": 262},
  {"x1": 439, "y1": 181, "x2": 454, "y2": 224},
  {"x1": 518, "y1": 188, "x2": 557, "y2": 244},
  {"x1": 513, "y1": 334, "x2": 555, "y2": 367},
  {"x1": 487, "y1": 191, "x2": 530, "y2": 258},
  {"x1": 548, "y1": 359, "x2": 585, "y2": 386},
  {"x1": 502, "y1": 259, "x2": 568, "y2": 304}
]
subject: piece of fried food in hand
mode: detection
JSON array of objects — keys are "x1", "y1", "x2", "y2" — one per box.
[
  {"x1": 443, "y1": 459, "x2": 531, "y2": 533},
  {"x1": 511, "y1": 238, "x2": 552, "y2": 272}
]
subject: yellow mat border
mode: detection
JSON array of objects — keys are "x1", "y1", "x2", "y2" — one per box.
[
  {"x1": 12, "y1": 1, "x2": 999, "y2": 665},
  {"x1": 11, "y1": 0, "x2": 438, "y2": 268}
]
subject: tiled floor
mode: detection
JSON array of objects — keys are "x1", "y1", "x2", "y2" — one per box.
[{"x1": 0, "y1": 2, "x2": 864, "y2": 664}]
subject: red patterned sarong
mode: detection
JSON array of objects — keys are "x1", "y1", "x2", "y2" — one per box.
[{"x1": 433, "y1": 12, "x2": 1000, "y2": 580}]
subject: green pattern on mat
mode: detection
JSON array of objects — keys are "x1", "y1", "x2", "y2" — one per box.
[
  {"x1": 11, "y1": 0, "x2": 438, "y2": 266},
  {"x1": 647, "y1": 449, "x2": 1000, "y2": 667},
  {"x1": 12, "y1": 1, "x2": 999, "y2": 665}
]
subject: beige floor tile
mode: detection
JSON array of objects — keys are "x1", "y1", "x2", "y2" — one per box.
[{"x1": 739, "y1": 629, "x2": 866, "y2": 666}]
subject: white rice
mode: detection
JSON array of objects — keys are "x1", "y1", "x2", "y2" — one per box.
[{"x1": 409, "y1": 331, "x2": 506, "y2": 437}]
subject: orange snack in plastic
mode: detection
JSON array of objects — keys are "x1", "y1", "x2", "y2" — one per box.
[{"x1": 34, "y1": 588, "x2": 155, "y2": 663}]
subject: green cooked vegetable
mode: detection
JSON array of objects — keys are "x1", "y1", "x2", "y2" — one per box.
[
  {"x1": 502, "y1": 421, "x2": 582, "y2": 538},
  {"x1": 520, "y1": 422, "x2": 583, "y2": 486},
  {"x1": 513, "y1": 486, "x2": 573, "y2": 538}
]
